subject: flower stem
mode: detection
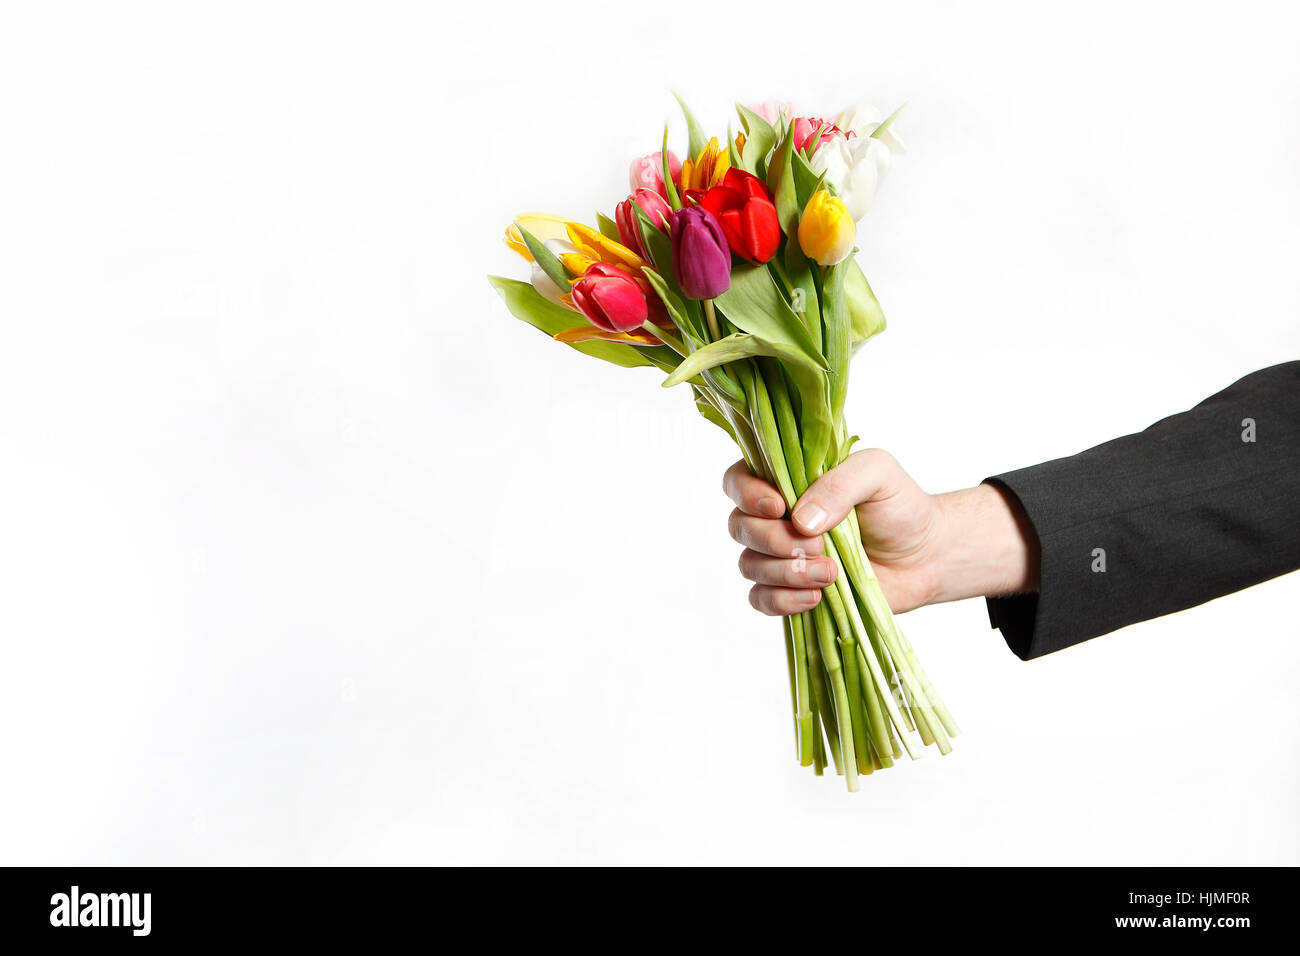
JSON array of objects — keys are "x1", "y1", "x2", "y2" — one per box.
[
  {"x1": 702, "y1": 297, "x2": 722, "y2": 342},
  {"x1": 640, "y1": 320, "x2": 687, "y2": 357}
]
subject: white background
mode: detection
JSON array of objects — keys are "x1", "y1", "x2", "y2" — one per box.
[{"x1": 2, "y1": 1, "x2": 1298, "y2": 865}]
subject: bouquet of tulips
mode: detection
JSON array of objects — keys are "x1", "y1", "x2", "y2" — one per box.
[{"x1": 488, "y1": 97, "x2": 958, "y2": 790}]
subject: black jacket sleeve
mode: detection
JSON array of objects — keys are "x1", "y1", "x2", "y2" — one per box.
[{"x1": 985, "y1": 361, "x2": 1300, "y2": 660}]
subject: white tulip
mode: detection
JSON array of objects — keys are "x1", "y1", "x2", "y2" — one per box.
[
  {"x1": 836, "y1": 103, "x2": 906, "y2": 155},
  {"x1": 531, "y1": 238, "x2": 578, "y2": 304},
  {"x1": 810, "y1": 134, "x2": 892, "y2": 222}
]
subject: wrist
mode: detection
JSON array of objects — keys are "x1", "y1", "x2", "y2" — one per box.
[{"x1": 930, "y1": 483, "x2": 1039, "y2": 604}]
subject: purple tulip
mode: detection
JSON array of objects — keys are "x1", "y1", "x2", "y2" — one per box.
[{"x1": 670, "y1": 205, "x2": 732, "y2": 300}]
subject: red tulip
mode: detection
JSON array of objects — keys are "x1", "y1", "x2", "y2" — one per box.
[
  {"x1": 615, "y1": 188, "x2": 673, "y2": 258},
  {"x1": 696, "y1": 168, "x2": 781, "y2": 264},
  {"x1": 569, "y1": 263, "x2": 649, "y2": 333}
]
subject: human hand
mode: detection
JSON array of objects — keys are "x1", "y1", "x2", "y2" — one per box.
[{"x1": 723, "y1": 449, "x2": 1038, "y2": 616}]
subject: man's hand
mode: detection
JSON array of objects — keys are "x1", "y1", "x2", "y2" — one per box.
[{"x1": 723, "y1": 449, "x2": 1039, "y2": 616}]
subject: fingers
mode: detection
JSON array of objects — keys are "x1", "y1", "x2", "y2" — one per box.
[
  {"x1": 748, "y1": 584, "x2": 823, "y2": 616},
  {"x1": 791, "y1": 448, "x2": 902, "y2": 536},
  {"x1": 727, "y1": 509, "x2": 824, "y2": 558},
  {"x1": 722, "y1": 460, "x2": 785, "y2": 517},
  {"x1": 738, "y1": 548, "x2": 838, "y2": 588},
  {"x1": 739, "y1": 549, "x2": 838, "y2": 617}
]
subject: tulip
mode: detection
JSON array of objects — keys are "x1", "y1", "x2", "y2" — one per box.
[
  {"x1": 791, "y1": 116, "x2": 852, "y2": 155},
  {"x1": 836, "y1": 102, "x2": 906, "y2": 154},
  {"x1": 629, "y1": 150, "x2": 682, "y2": 199},
  {"x1": 615, "y1": 188, "x2": 673, "y2": 258},
  {"x1": 679, "y1": 138, "x2": 730, "y2": 193},
  {"x1": 531, "y1": 238, "x2": 579, "y2": 304},
  {"x1": 798, "y1": 190, "x2": 855, "y2": 266},
  {"x1": 670, "y1": 206, "x2": 731, "y2": 300},
  {"x1": 810, "y1": 134, "x2": 891, "y2": 222},
  {"x1": 696, "y1": 168, "x2": 780, "y2": 264},
  {"x1": 569, "y1": 263, "x2": 649, "y2": 333},
  {"x1": 749, "y1": 101, "x2": 793, "y2": 126},
  {"x1": 565, "y1": 221, "x2": 645, "y2": 276},
  {"x1": 504, "y1": 213, "x2": 574, "y2": 261}
]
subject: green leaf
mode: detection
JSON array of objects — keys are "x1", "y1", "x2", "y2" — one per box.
[
  {"x1": 693, "y1": 388, "x2": 738, "y2": 442},
  {"x1": 641, "y1": 265, "x2": 701, "y2": 347},
  {"x1": 596, "y1": 211, "x2": 620, "y2": 241},
  {"x1": 632, "y1": 202, "x2": 675, "y2": 277},
  {"x1": 714, "y1": 263, "x2": 826, "y2": 371},
  {"x1": 791, "y1": 148, "x2": 823, "y2": 208},
  {"x1": 674, "y1": 92, "x2": 708, "y2": 159},
  {"x1": 727, "y1": 124, "x2": 742, "y2": 168},
  {"x1": 871, "y1": 103, "x2": 906, "y2": 140},
  {"x1": 845, "y1": 259, "x2": 887, "y2": 346},
  {"x1": 487, "y1": 275, "x2": 666, "y2": 370},
  {"x1": 772, "y1": 247, "x2": 820, "y2": 350},
  {"x1": 735, "y1": 103, "x2": 777, "y2": 178},
  {"x1": 514, "y1": 224, "x2": 571, "y2": 294},
  {"x1": 663, "y1": 332, "x2": 802, "y2": 387},
  {"x1": 822, "y1": 260, "x2": 851, "y2": 422},
  {"x1": 662, "y1": 125, "x2": 681, "y2": 210},
  {"x1": 767, "y1": 127, "x2": 799, "y2": 238},
  {"x1": 642, "y1": 268, "x2": 744, "y2": 406}
]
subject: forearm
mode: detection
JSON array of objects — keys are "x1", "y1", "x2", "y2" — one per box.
[
  {"x1": 987, "y1": 361, "x2": 1300, "y2": 659},
  {"x1": 930, "y1": 484, "x2": 1039, "y2": 604}
]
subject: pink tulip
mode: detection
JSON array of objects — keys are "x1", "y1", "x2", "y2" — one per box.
[
  {"x1": 750, "y1": 101, "x2": 793, "y2": 126},
  {"x1": 791, "y1": 116, "x2": 853, "y2": 155},
  {"x1": 570, "y1": 263, "x2": 650, "y2": 333},
  {"x1": 615, "y1": 188, "x2": 673, "y2": 258},
  {"x1": 628, "y1": 150, "x2": 682, "y2": 199}
]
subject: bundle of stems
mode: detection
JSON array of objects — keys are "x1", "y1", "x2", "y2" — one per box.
[{"x1": 658, "y1": 278, "x2": 959, "y2": 790}]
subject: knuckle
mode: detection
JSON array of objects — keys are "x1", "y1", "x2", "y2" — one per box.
[
  {"x1": 727, "y1": 508, "x2": 746, "y2": 545},
  {"x1": 759, "y1": 522, "x2": 787, "y2": 556},
  {"x1": 737, "y1": 549, "x2": 759, "y2": 580}
]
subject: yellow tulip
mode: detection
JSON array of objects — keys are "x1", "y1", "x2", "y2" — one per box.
[
  {"x1": 504, "y1": 213, "x2": 574, "y2": 261},
  {"x1": 560, "y1": 252, "x2": 597, "y2": 278},
  {"x1": 565, "y1": 222, "x2": 645, "y2": 275},
  {"x1": 554, "y1": 325, "x2": 661, "y2": 346},
  {"x1": 797, "y1": 190, "x2": 856, "y2": 266},
  {"x1": 680, "y1": 138, "x2": 730, "y2": 193}
]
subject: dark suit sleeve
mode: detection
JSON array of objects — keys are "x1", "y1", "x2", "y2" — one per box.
[{"x1": 985, "y1": 361, "x2": 1300, "y2": 660}]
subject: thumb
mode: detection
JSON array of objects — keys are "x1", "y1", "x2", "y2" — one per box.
[{"x1": 791, "y1": 449, "x2": 901, "y2": 536}]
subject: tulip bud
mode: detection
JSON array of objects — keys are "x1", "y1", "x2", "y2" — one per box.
[
  {"x1": 697, "y1": 168, "x2": 781, "y2": 264},
  {"x1": 569, "y1": 263, "x2": 650, "y2": 333},
  {"x1": 615, "y1": 188, "x2": 673, "y2": 258},
  {"x1": 670, "y1": 206, "x2": 732, "y2": 300},
  {"x1": 749, "y1": 101, "x2": 794, "y2": 126},
  {"x1": 797, "y1": 190, "x2": 855, "y2": 266},
  {"x1": 791, "y1": 116, "x2": 851, "y2": 155},
  {"x1": 629, "y1": 150, "x2": 682, "y2": 199}
]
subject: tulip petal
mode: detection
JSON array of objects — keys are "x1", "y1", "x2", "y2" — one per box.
[
  {"x1": 504, "y1": 213, "x2": 573, "y2": 260},
  {"x1": 554, "y1": 325, "x2": 662, "y2": 346},
  {"x1": 566, "y1": 222, "x2": 646, "y2": 274}
]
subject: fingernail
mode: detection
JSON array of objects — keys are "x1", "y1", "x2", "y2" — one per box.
[
  {"x1": 793, "y1": 503, "x2": 826, "y2": 533},
  {"x1": 803, "y1": 590, "x2": 821, "y2": 606},
  {"x1": 808, "y1": 562, "x2": 833, "y2": 585},
  {"x1": 756, "y1": 496, "x2": 781, "y2": 517}
]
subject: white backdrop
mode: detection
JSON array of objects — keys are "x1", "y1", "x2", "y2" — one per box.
[{"x1": 2, "y1": 1, "x2": 1298, "y2": 865}]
